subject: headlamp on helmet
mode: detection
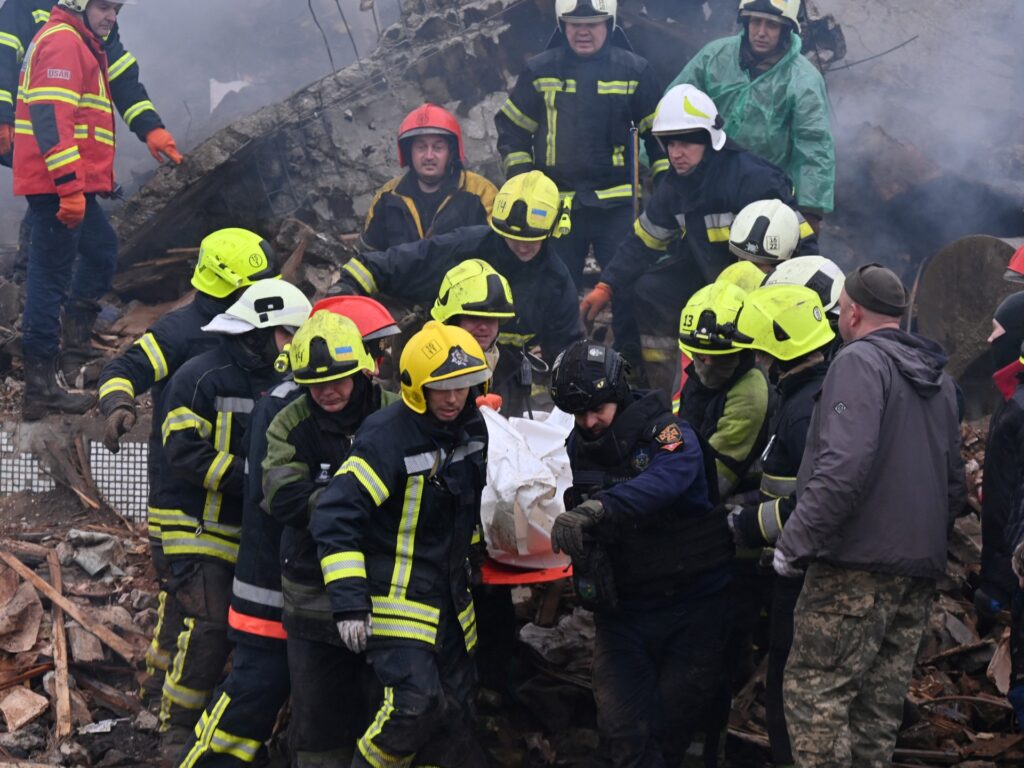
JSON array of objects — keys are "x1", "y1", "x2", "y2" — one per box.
[{"x1": 678, "y1": 282, "x2": 750, "y2": 356}]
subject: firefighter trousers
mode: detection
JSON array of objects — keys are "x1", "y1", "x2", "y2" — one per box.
[
  {"x1": 591, "y1": 583, "x2": 733, "y2": 768},
  {"x1": 160, "y1": 559, "x2": 234, "y2": 732},
  {"x1": 143, "y1": 542, "x2": 183, "y2": 701},
  {"x1": 287, "y1": 633, "x2": 369, "y2": 766},
  {"x1": 353, "y1": 614, "x2": 487, "y2": 768},
  {"x1": 174, "y1": 640, "x2": 290, "y2": 767}
]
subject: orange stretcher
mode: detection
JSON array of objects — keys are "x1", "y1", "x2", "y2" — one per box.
[{"x1": 480, "y1": 557, "x2": 572, "y2": 585}]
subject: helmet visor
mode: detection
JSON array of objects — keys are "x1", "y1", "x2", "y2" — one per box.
[{"x1": 424, "y1": 368, "x2": 492, "y2": 390}]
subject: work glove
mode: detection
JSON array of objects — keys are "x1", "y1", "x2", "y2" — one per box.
[
  {"x1": 475, "y1": 393, "x2": 502, "y2": 412},
  {"x1": 102, "y1": 406, "x2": 137, "y2": 454},
  {"x1": 0, "y1": 123, "x2": 12, "y2": 157},
  {"x1": 56, "y1": 191, "x2": 87, "y2": 228},
  {"x1": 145, "y1": 127, "x2": 183, "y2": 165},
  {"x1": 725, "y1": 504, "x2": 746, "y2": 548},
  {"x1": 336, "y1": 614, "x2": 372, "y2": 653},
  {"x1": 772, "y1": 547, "x2": 803, "y2": 579},
  {"x1": 579, "y1": 282, "x2": 613, "y2": 325},
  {"x1": 551, "y1": 499, "x2": 606, "y2": 561},
  {"x1": 326, "y1": 279, "x2": 360, "y2": 297},
  {"x1": 1013, "y1": 541, "x2": 1024, "y2": 587}
]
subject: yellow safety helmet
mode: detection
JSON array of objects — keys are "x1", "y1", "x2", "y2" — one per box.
[
  {"x1": 431, "y1": 260, "x2": 515, "y2": 325},
  {"x1": 400, "y1": 321, "x2": 492, "y2": 414},
  {"x1": 678, "y1": 282, "x2": 748, "y2": 356},
  {"x1": 490, "y1": 171, "x2": 570, "y2": 242},
  {"x1": 717, "y1": 260, "x2": 767, "y2": 294},
  {"x1": 732, "y1": 284, "x2": 835, "y2": 361},
  {"x1": 191, "y1": 228, "x2": 280, "y2": 299},
  {"x1": 281, "y1": 311, "x2": 376, "y2": 385}
]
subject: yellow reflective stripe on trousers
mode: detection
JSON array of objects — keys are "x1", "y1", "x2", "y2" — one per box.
[
  {"x1": 595, "y1": 184, "x2": 632, "y2": 200},
  {"x1": 44, "y1": 145, "x2": 80, "y2": 171},
  {"x1": 99, "y1": 376, "x2": 135, "y2": 400},
  {"x1": 341, "y1": 258, "x2": 378, "y2": 294},
  {"x1": 337, "y1": 456, "x2": 389, "y2": 506},
  {"x1": 135, "y1": 331, "x2": 169, "y2": 380},
  {"x1": 182, "y1": 692, "x2": 261, "y2": 766},
  {"x1": 145, "y1": 591, "x2": 172, "y2": 674},
  {"x1": 321, "y1": 550, "x2": 366, "y2": 584},
  {"x1": 458, "y1": 600, "x2": 478, "y2": 652},
  {"x1": 162, "y1": 618, "x2": 210, "y2": 710},
  {"x1": 161, "y1": 530, "x2": 240, "y2": 563},
  {"x1": 358, "y1": 688, "x2": 411, "y2": 768},
  {"x1": 502, "y1": 151, "x2": 532, "y2": 173},
  {"x1": 498, "y1": 98, "x2": 538, "y2": 133},
  {"x1": 123, "y1": 99, "x2": 155, "y2": 125},
  {"x1": 107, "y1": 52, "x2": 137, "y2": 81},
  {"x1": 162, "y1": 407, "x2": 213, "y2": 444},
  {"x1": 389, "y1": 477, "x2": 423, "y2": 597},
  {"x1": 596, "y1": 79, "x2": 638, "y2": 95}
]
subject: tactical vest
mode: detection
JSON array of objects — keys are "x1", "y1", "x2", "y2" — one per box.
[{"x1": 569, "y1": 392, "x2": 733, "y2": 597}]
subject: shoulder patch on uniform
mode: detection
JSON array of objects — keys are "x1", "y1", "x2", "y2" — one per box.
[
  {"x1": 655, "y1": 423, "x2": 683, "y2": 450},
  {"x1": 833, "y1": 401, "x2": 847, "y2": 415}
]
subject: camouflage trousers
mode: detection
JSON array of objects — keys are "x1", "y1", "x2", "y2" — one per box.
[{"x1": 783, "y1": 562, "x2": 934, "y2": 768}]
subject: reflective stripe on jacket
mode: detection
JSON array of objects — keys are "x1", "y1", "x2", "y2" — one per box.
[{"x1": 309, "y1": 400, "x2": 487, "y2": 652}]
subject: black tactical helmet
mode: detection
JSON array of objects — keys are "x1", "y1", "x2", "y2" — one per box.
[{"x1": 550, "y1": 341, "x2": 630, "y2": 414}]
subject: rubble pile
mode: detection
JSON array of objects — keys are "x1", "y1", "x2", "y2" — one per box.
[{"x1": 0, "y1": 495, "x2": 160, "y2": 767}]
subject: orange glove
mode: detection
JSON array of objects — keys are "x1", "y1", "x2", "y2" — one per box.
[
  {"x1": 56, "y1": 191, "x2": 87, "y2": 228},
  {"x1": 145, "y1": 127, "x2": 183, "y2": 165},
  {"x1": 0, "y1": 123, "x2": 13, "y2": 156},
  {"x1": 476, "y1": 393, "x2": 503, "y2": 412},
  {"x1": 580, "y1": 282, "x2": 613, "y2": 324}
]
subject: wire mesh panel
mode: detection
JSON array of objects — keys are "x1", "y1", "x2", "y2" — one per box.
[
  {"x1": 89, "y1": 440, "x2": 149, "y2": 524},
  {"x1": 0, "y1": 428, "x2": 55, "y2": 493}
]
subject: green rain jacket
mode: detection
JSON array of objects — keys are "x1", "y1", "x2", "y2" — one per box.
[{"x1": 668, "y1": 31, "x2": 835, "y2": 215}]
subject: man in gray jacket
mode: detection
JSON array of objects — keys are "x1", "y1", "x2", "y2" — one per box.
[{"x1": 773, "y1": 263, "x2": 966, "y2": 768}]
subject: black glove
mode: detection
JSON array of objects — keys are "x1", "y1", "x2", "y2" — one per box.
[
  {"x1": 102, "y1": 405, "x2": 136, "y2": 453},
  {"x1": 551, "y1": 499, "x2": 606, "y2": 560},
  {"x1": 326, "y1": 278, "x2": 361, "y2": 297}
]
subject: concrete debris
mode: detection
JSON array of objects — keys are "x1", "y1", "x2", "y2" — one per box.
[
  {"x1": 0, "y1": 573, "x2": 43, "y2": 654},
  {"x1": 0, "y1": 686, "x2": 49, "y2": 732}
]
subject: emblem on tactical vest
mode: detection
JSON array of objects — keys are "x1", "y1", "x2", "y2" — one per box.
[
  {"x1": 655, "y1": 423, "x2": 682, "y2": 446},
  {"x1": 632, "y1": 449, "x2": 650, "y2": 470}
]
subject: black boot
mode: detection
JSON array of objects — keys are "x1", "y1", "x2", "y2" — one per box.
[
  {"x1": 60, "y1": 306, "x2": 105, "y2": 387},
  {"x1": 22, "y1": 355, "x2": 96, "y2": 421}
]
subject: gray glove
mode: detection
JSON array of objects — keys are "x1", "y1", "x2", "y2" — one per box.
[
  {"x1": 725, "y1": 504, "x2": 745, "y2": 548},
  {"x1": 336, "y1": 615, "x2": 372, "y2": 653},
  {"x1": 551, "y1": 499, "x2": 606, "y2": 560},
  {"x1": 773, "y1": 547, "x2": 803, "y2": 579},
  {"x1": 102, "y1": 406, "x2": 136, "y2": 453}
]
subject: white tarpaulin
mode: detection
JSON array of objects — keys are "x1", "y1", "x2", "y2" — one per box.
[{"x1": 480, "y1": 408, "x2": 574, "y2": 570}]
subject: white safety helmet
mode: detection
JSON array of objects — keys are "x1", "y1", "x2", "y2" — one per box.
[
  {"x1": 59, "y1": 0, "x2": 134, "y2": 11},
  {"x1": 729, "y1": 199, "x2": 801, "y2": 265},
  {"x1": 202, "y1": 279, "x2": 312, "y2": 335},
  {"x1": 556, "y1": 0, "x2": 616, "y2": 26},
  {"x1": 764, "y1": 256, "x2": 845, "y2": 317},
  {"x1": 738, "y1": 0, "x2": 801, "y2": 33},
  {"x1": 652, "y1": 85, "x2": 727, "y2": 152}
]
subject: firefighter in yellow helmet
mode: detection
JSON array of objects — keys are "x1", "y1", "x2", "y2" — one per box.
[
  {"x1": 333, "y1": 171, "x2": 582, "y2": 364},
  {"x1": 724, "y1": 283, "x2": 835, "y2": 766},
  {"x1": 431, "y1": 258, "x2": 547, "y2": 418},
  {"x1": 310, "y1": 321, "x2": 492, "y2": 766},
  {"x1": 95, "y1": 227, "x2": 281, "y2": 708}
]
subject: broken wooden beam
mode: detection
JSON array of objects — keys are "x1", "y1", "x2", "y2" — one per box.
[
  {"x1": 0, "y1": 663, "x2": 55, "y2": 692},
  {"x1": 46, "y1": 550, "x2": 72, "y2": 740},
  {"x1": 74, "y1": 672, "x2": 142, "y2": 716},
  {"x1": 0, "y1": 550, "x2": 139, "y2": 664}
]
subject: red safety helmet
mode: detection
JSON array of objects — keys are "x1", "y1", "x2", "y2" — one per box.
[
  {"x1": 397, "y1": 103, "x2": 465, "y2": 168},
  {"x1": 1006, "y1": 244, "x2": 1024, "y2": 284},
  {"x1": 311, "y1": 296, "x2": 401, "y2": 373}
]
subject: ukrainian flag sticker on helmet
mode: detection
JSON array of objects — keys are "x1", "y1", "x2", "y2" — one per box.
[
  {"x1": 334, "y1": 345, "x2": 354, "y2": 358},
  {"x1": 531, "y1": 208, "x2": 549, "y2": 218}
]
